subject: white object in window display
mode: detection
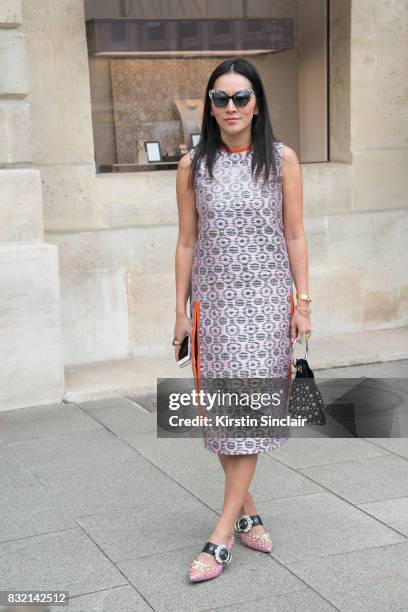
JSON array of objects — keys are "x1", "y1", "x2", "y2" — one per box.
[
  {"x1": 145, "y1": 141, "x2": 162, "y2": 162},
  {"x1": 191, "y1": 133, "x2": 201, "y2": 147}
]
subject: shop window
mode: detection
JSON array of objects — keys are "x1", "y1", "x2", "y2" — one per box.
[{"x1": 85, "y1": 0, "x2": 328, "y2": 173}]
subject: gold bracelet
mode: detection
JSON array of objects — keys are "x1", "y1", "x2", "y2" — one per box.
[
  {"x1": 297, "y1": 293, "x2": 312, "y2": 302},
  {"x1": 296, "y1": 305, "x2": 311, "y2": 315}
]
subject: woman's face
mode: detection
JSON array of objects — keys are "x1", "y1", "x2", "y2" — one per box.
[{"x1": 210, "y1": 72, "x2": 259, "y2": 138}]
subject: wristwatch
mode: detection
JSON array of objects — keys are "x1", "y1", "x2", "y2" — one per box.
[{"x1": 297, "y1": 293, "x2": 312, "y2": 302}]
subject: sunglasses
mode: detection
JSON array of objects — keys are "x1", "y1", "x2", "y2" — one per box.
[{"x1": 208, "y1": 88, "x2": 255, "y2": 108}]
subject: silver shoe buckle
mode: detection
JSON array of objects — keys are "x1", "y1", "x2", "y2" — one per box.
[
  {"x1": 235, "y1": 514, "x2": 253, "y2": 533},
  {"x1": 214, "y1": 544, "x2": 232, "y2": 564}
]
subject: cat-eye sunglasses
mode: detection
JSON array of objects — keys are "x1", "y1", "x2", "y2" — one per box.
[{"x1": 208, "y1": 88, "x2": 255, "y2": 108}]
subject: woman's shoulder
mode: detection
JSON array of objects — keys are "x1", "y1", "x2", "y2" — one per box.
[
  {"x1": 279, "y1": 142, "x2": 300, "y2": 164},
  {"x1": 178, "y1": 146, "x2": 201, "y2": 169},
  {"x1": 178, "y1": 152, "x2": 191, "y2": 170}
]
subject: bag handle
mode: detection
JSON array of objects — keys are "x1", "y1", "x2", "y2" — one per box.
[{"x1": 291, "y1": 336, "x2": 309, "y2": 365}]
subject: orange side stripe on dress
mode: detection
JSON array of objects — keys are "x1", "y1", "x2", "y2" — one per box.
[
  {"x1": 288, "y1": 291, "x2": 295, "y2": 380},
  {"x1": 191, "y1": 300, "x2": 205, "y2": 418},
  {"x1": 191, "y1": 302, "x2": 197, "y2": 379},
  {"x1": 196, "y1": 301, "x2": 201, "y2": 379}
]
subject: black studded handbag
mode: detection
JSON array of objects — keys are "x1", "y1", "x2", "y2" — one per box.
[{"x1": 288, "y1": 338, "x2": 326, "y2": 425}]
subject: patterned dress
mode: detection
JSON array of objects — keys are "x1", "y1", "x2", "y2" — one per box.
[{"x1": 189, "y1": 140, "x2": 294, "y2": 455}]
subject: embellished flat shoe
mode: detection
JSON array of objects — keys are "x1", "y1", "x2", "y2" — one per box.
[
  {"x1": 235, "y1": 514, "x2": 272, "y2": 553},
  {"x1": 188, "y1": 534, "x2": 234, "y2": 583}
]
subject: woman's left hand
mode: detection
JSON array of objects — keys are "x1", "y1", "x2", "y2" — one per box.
[{"x1": 290, "y1": 309, "x2": 312, "y2": 345}]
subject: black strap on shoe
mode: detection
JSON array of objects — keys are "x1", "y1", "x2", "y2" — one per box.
[
  {"x1": 201, "y1": 541, "x2": 232, "y2": 564},
  {"x1": 235, "y1": 514, "x2": 263, "y2": 532}
]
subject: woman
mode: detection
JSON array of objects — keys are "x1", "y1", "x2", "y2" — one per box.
[{"x1": 173, "y1": 58, "x2": 312, "y2": 582}]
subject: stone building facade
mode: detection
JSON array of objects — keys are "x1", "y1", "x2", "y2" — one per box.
[{"x1": 1, "y1": 0, "x2": 407, "y2": 410}]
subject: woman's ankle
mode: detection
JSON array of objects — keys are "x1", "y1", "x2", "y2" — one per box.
[
  {"x1": 210, "y1": 523, "x2": 235, "y2": 542},
  {"x1": 240, "y1": 495, "x2": 257, "y2": 516}
]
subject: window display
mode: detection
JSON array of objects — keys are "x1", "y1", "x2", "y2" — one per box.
[{"x1": 85, "y1": 2, "x2": 327, "y2": 173}]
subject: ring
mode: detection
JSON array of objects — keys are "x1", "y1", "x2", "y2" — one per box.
[{"x1": 172, "y1": 338, "x2": 182, "y2": 346}]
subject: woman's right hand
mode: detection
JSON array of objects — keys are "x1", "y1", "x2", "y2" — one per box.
[{"x1": 173, "y1": 312, "x2": 192, "y2": 361}]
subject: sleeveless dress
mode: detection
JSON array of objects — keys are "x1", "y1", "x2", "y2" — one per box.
[{"x1": 189, "y1": 140, "x2": 294, "y2": 455}]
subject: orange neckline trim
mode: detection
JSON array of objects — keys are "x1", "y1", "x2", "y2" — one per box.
[{"x1": 220, "y1": 143, "x2": 252, "y2": 153}]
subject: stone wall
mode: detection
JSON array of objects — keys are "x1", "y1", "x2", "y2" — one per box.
[
  {"x1": 339, "y1": 0, "x2": 407, "y2": 326},
  {"x1": 16, "y1": 0, "x2": 408, "y2": 373},
  {"x1": 0, "y1": 0, "x2": 64, "y2": 410}
]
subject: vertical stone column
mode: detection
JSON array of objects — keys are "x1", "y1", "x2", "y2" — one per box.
[
  {"x1": 22, "y1": 0, "x2": 100, "y2": 232},
  {"x1": 329, "y1": 0, "x2": 351, "y2": 162},
  {"x1": 350, "y1": 0, "x2": 408, "y2": 209},
  {"x1": 0, "y1": 0, "x2": 64, "y2": 410},
  {"x1": 349, "y1": 0, "x2": 408, "y2": 325}
]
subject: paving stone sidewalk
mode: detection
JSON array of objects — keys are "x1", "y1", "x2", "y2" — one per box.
[{"x1": 1, "y1": 361, "x2": 408, "y2": 611}]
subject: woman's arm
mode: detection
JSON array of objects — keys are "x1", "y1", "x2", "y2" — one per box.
[
  {"x1": 282, "y1": 145, "x2": 312, "y2": 340},
  {"x1": 173, "y1": 153, "x2": 198, "y2": 354}
]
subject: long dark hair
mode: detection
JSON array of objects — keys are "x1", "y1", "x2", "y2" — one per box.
[{"x1": 188, "y1": 57, "x2": 280, "y2": 191}]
